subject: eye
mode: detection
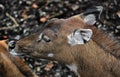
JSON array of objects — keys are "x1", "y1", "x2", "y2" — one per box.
[
  {"x1": 43, "y1": 35, "x2": 51, "y2": 42},
  {"x1": 36, "y1": 33, "x2": 44, "y2": 43},
  {"x1": 36, "y1": 33, "x2": 51, "y2": 43}
]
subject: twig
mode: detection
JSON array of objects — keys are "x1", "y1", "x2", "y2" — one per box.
[
  {"x1": 0, "y1": 26, "x2": 18, "y2": 30},
  {"x1": 40, "y1": 0, "x2": 51, "y2": 9},
  {"x1": 49, "y1": 13, "x2": 63, "y2": 19},
  {"x1": 6, "y1": 13, "x2": 19, "y2": 27},
  {"x1": 0, "y1": 13, "x2": 19, "y2": 30}
]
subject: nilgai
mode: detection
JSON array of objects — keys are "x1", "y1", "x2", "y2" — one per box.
[{"x1": 15, "y1": 6, "x2": 120, "y2": 77}]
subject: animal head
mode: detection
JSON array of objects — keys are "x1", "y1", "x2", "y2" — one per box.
[
  {"x1": 14, "y1": 6, "x2": 104, "y2": 63},
  {"x1": 15, "y1": 14, "x2": 94, "y2": 62},
  {"x1": 14, "y1": 6, "x2": 120, "y2": 77}
]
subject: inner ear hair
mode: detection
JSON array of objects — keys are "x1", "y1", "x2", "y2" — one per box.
[{"x1": 73, "y1": 29, "x2": 78, "y2": 35}]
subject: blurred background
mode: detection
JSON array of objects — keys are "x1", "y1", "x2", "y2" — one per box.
[{"x1": 0, "y1": 0, "x2": 120, "y2": 77}]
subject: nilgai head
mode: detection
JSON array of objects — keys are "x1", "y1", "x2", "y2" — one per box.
[
  {"x1": 14, "y1": 6, "x2": 103, "y2": 62},
  {"x1": 14, "y1": 14, "x2": 94, "y2": 61},
  {"x1": 14, "y1": 6, "x2": 120, "y2": 77}
]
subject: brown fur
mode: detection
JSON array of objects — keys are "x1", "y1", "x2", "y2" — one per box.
[
  {"x1": 0, "y1": 40, "x2": 38, "y2": 77},
  {"x1": 15, "y1": 15, "x2": 120, "y2": 77},
  {"x1": 90, "y1": 26, "x2": 120, "y2": 58}
]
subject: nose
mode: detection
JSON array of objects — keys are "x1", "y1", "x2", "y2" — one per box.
[{"x1": 8, "y1": 40, "x2": 16, "y2": 49}]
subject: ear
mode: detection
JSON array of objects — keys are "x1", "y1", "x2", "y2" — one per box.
[
  {"x1": 83, "y1": 14, "x2": 96, "y2": 25},
  {"x1": 81, "y1": 6, "x2": 103, "y2": 25},
  {"x1": 67, "y1": 29, "x2": 93, "y2": 46}
]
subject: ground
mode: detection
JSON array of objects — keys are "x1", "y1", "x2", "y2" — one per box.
[{"x1": 0, "y1": 0, "x2": 120, "y2": 77}]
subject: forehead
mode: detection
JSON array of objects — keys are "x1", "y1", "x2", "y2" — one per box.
[
  {"x1": 42, "y1": 19, "x2": 65, "y2": 33},
  {"x1": 42, "y1": 17, "x2": 87, "y2": 35},
  {"x1": 42, "y1": 29, "x2": 55, "y2": 37}
]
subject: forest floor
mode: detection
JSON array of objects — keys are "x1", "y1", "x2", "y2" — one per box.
[{"x1": 0, "y1": 0, "x2": 120, "y2": 77}]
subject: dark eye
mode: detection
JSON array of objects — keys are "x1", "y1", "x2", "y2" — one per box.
[
  {"x1": 36, "y1": 33, "x2": 44, "y2": 43},
  {"x1": 43, "y1": 35, "x2": 51, "y2": 42},
  {"x1": 36, "y1": 33, "x2": 51, "y2": 43}
]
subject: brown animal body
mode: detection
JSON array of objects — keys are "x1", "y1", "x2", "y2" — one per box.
[
  {"x1": 0, "y1": 40, "x2": 38, "y2": 77},
  {"x1": 15, "y1": 14, "x2": 120, "y2": 77}
]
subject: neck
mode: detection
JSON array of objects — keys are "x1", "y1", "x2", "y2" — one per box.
[{"x1": 70, "y1": 40, "x2": 120, "y2": 77}]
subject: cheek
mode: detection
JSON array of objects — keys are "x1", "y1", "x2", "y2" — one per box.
[{"x1": 37, "y1": 41, "x2": 55, "y2": 51}]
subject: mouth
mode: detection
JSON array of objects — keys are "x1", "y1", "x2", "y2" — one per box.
[{"x1": 9, "y1": 49, "x2": 27, "y2": 56}]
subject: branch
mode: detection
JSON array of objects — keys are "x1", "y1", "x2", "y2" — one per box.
[
  {"x1": 0, "y1": 13, "x2": 19, "y2": 30},
  {"x1": 6, "y1": 13, "x2": 19, "y2": 27}
]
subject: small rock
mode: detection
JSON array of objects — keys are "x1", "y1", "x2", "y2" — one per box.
[
  {"x1": 117, "y1": 11, "x2": 120, "y2": 18},
  {"x1": 116, "y1": 25, "x2": 120, "y2": 29},
  {"x1": 71, "y1": 4, "x2": 79, "y2": 11},
  {"x1": 40, "y1": 17, "x2": 47, "y2": 23},
  {"x1": 54, "y1": 72, "x2": 61, "y2": 77},
  {"x1": 32, "y1": 3, "x2": 38, "y2": 9}
]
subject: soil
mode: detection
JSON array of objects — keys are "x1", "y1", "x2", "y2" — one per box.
[{"x1": 0, "y1": 0, "x2": 120, "y2": 77}]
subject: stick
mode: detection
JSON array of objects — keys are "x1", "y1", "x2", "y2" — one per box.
[{"x1": 0, "y1": 13, "x2": 19, "y2": 30}]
